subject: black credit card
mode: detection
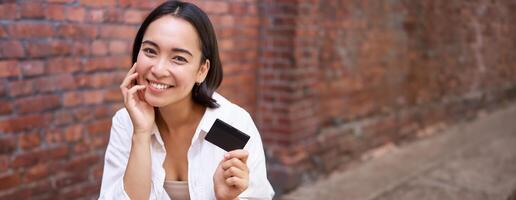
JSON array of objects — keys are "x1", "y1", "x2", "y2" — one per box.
[{"x1": 205, "y1": 119, "x2": 250, "y2": 152}]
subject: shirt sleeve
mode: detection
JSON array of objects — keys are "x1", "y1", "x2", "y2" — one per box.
[
  {"x1": 238, "y1": 114, "x2": 275, "y2": 199},
  {"x1": 98, "y1": 109, "x2": 133, "y2": 200}
]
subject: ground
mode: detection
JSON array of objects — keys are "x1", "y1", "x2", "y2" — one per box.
[{"x1": 282, "y1": 103, "x2": 516, "y2": 200}]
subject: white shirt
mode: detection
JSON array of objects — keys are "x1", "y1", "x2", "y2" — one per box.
[{"x1": 99, "y1": 93, "x2": 275, "y2": 200}]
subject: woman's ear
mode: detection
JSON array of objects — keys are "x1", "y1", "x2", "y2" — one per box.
[{"x1": 197, "y1": 59, "x2": 210, "y2": 83}]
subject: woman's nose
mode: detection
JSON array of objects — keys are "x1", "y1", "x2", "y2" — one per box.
[{"x1": 150, "y1": 58, "x2": 170, "y2": 78}]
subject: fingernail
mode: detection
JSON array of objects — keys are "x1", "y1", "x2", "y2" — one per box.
[{"x1": 224, "y1": 153, "x2": 229, "y2": 159}]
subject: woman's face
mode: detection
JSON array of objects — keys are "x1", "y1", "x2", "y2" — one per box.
[{"x1": 135, "y1": 15, "x2": 209, "y2": 107}]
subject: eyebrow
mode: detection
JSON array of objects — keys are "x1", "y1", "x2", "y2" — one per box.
[{"x1": 142, "y1": 40, "x2": 193, "y2": 57}]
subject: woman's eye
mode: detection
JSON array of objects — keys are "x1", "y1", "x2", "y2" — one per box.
[
  {"x1": 143, "y1": 48, "x2": 156, "y2": 55},
  {"x1": 173, "y1": 56, "x2": 188, "y2": 63}
]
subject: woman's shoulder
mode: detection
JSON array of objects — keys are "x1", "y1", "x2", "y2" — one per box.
[
  {"x1": 110, "y1": 108, "x2": 134, "y2": 134},
  {"x1": 112, "y1": 107, "x2": 131, "y2": 123},
  {"x1": 212, "y1": 92, "x2": 252, "y2": 121}
]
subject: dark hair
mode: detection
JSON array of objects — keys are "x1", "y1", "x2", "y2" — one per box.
[{"x1": 132, "y1": 0, "x2": 222, "y2": 108}]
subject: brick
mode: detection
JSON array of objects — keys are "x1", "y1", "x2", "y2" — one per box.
[
  {"x1": 0, "y1": 60, "x2": 20, "y2": 78},
  {"x1": 87, "y1": 9, "x2": 104, "y2": 22},
  {"x1": 19, "y1": 131, "x2": 41, "y2": 150},
  {"x1": 64, "y1": 154, "x2": 100, "y2": 171},
  {"x1": 9, "y1": 79, "x2": 34, "y2": 97},
  {"x1": 199, "y1": 1, "x2": 229, "y2": 14},
  {"x1": 12, "y1": 146, "x2": 69, "y2": 168},
  {"x1": 108, "y1": 40, "x2": 128, "y2": 55},
  {"x1": 47, "y1": 57, "x2": 80, "y2": 74},
  {"x1": 0, "y1": 100, "x2": 12, "y2": 115},
  {"x1": 71, "y1": 41, "x2": 91, "y2": 56},
  {"x1": 83, "y1": 90, "x2": 104, "y2": 105},
  {"x1": 27, "y1": 40, "x2": 71, "y2": 58},
  {"x1": 72, "y1": 107, "x2": 95, "y2": 122},
  {"x1": 48, "y1": 0, "x2": 74, "y2": 3},
  {"x1": 8, "y1": 23, "x2": 54, "y2": 38},
  {"x1": 0, "y1": 4, "x2": 18, "y2": 20},
  {"x1": 20, "y1": 60, "x2": 45, "y2": 77},
  {"x1": 34, "y1": 74, "x2": 76, "y2": 93},
  {"x1": 119, "y1": 0, "x2": 159, "y2": 9},
  {"x1": 63, "y1": 92, "x2": 82, "y2": 107},
  {"x1": 53, "y1": 110, "x2": 75, "y2": 126},
  {"x1": 30, "y1": 179, "x2": 52, "y2": 196},
  {"x1": 104, "y1": 88, "x2": 122, "y2": 102},
  {"x1": 45, "y1": 128, "x2": 64, "y2": 145},
  {"x1": 80, "y1": 0, "x2": 116, "y2": 7},
  {"x1": 0, "y1": 156, "x2": 7, "y2": 172},
  {"x1": 0, "y1": 26, "x2": 6, "y2": 38},
  {"x1": 76, "y1": 72, "x2": 122, "y2": 89},
  {"x1": 82, "y1": 57, "x2": 120, "y2": 72},
  {"x1": 14, "y1": 95, "x2": 61, "y2": 114},
  {"x1": 0, "y1": 173, "x2": 21, "y2": 190},
  {"x1": 87, "y1": 119, "x2": 111, "y2": 136},
  {"x1": 46, "y1": 4, "x2": 66, "y2": 20},
  {"x1": 59, "y1": 182, "x2": 98, "y2": 200},
  {"x1": 20, "y1": 2, "x2": 45, "y2": 19},
  {"x1": 66, "y1": 7, "x2": 86, "y2": 22},
  {"x1": 64, "y1": 125, "x2": 83, "y2": 142},
  {"x1": 94, "y1": 105, "x2": 113, "y2": 118},
  {"x1": 99, "y1": 24, "x2": 136, "y2": 39},
  {"x1": 23, "y1": 163, "x2": 48, "y2": 182},
  {"x1": 0, "y1": 40, "x2": 25, "y2": 58},
  {"x1": 54, "y1": 171, "x2": 88, "y2": 188},
  {"x1": 0, "y1": 114, "x2": 49, "y2": 133},
  {"x1": 103, "y1": 8, "x2": 122, "y2": 23},
  {"x1": 0, "y1": 136, "x2": 17, "y2": 154},
  {"x1": 57, "y1": 24, "x2": 97, "y2": 39},
  {"x1": 90, "y1": 41, "x2": 108, "y2": 56},
  {"x1": 123, "y1": 9, "x2": 146, "y2": 24},
  {"x1": 0, "y1": 188, "x2": 31, "y2": 200}
]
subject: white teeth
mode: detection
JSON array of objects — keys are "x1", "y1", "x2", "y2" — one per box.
[{"x1": 150, "y1": 82, "x2": 171, "y2": 90}]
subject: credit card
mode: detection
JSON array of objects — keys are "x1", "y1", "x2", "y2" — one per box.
[{"x1": 205, "y1": 119, "x2": 250, "y2": 152}]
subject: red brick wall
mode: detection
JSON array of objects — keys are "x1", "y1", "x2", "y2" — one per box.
[
  {"x1": 0, "y1": 0, "x2": 259, "y2": 199},
  {"x1": 2, "y1": 0, "x2": 516, "y2": 199},
  {"x1": 259, "y1": 0, "x2": 516, "y2": 195}
]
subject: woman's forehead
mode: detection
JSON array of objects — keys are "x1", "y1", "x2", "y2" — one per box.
[{"x1": 143, "y1": 15, "x2": 201, "y2": 54}]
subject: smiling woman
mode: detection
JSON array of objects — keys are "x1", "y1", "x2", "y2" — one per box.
[{"x1": 98, "y1": 1, "x2": 274, "y2": 200}]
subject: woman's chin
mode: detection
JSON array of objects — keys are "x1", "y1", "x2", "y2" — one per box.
[{"x1": 143, "y1": 94, "x2": 165, "y2": 107}]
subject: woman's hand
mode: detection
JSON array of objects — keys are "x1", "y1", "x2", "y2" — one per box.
[
  {"x1": 214, "y1": 150, "x2": 249, "y2": 200},
  {"x1": 120, "y1": 63, "x2": 155, "y2": 135}
]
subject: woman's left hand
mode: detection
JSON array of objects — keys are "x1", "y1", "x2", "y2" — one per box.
[{"x1": 213, "y1": 149, "x2": 249, "y2": 200}]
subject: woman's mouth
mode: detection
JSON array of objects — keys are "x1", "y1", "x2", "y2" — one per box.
[{"x1": 147, "y1": 79, "x2": 174, "y2": 92}]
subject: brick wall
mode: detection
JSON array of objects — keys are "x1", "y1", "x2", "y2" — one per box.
[
  {"x1": 259, "y1": 0, "x2": 516, "y2": 195},
  {"x1": 1, "y1": 0, "x2": 516, "y2": 199},
  {"x1": 0, "y1": 0, "x2": 259, "y2": 199}
]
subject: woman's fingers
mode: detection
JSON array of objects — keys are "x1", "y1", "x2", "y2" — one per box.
[
  {"x1": 125, "y1": 62, "x2": 137, "y2": 77},
  {"x1": 223, "y1": 166, "x2": 247, "y2": 179},
  {"x1": 120, "y1": 72, "x2": 139, "y2": 92},
  {"x1": 125, "y1": 85, "x2": 146, "y2": 104},
  {"x1": 120, "y1": 63, "x2": 139, "y2": 95},
  {"x1": 224, "y1": 176, "x2": 248, "y2": 191},
  {"x1": 221, "y1": 157, "x2": 248, "y2": 172},
  {"x1": 224, "y1": 150, "x2": 249, "y2": 164}
]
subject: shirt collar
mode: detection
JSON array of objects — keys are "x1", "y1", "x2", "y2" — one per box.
[{"x1": 150, "y1": 98, "x2": 220, "y2": 148}]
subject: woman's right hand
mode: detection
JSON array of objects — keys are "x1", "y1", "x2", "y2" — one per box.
[{"x1": 120, "y1": 63, "x2": 155, "y2": 135}]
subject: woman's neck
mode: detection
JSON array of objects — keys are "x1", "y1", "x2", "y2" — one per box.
[{"x1": 157, "y1": 95, "x2": 205, "y2": 135}]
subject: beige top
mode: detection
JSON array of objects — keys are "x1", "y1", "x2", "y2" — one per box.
[{"x1": 164, "y1": 180, "x2": 190, "y2": 200}]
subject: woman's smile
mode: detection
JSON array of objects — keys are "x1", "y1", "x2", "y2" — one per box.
[{"x1": 146, "y1": 79, "x2": 175, "y2": 94}]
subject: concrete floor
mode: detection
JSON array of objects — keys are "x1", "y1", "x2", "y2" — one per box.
[{"x1": 282, "y1": 103, "x2": 516, "y2": 200}]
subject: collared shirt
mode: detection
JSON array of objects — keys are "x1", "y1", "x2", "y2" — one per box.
[{"x1": 99, "y1": 92, "x2": 275, "y2": 200}]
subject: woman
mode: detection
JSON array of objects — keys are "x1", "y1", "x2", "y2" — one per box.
[{"x1": 98, "y1": 1, "x2": 275, "y2": 199}]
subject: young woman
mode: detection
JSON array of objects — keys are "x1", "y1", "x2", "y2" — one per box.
[{"x1": 98, "y1": 1, "x2": 274, "y2": 199}]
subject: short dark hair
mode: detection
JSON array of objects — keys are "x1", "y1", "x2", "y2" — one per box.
[{"x1": 132, "y1": 0, "x2": 222, "y2": 108}]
